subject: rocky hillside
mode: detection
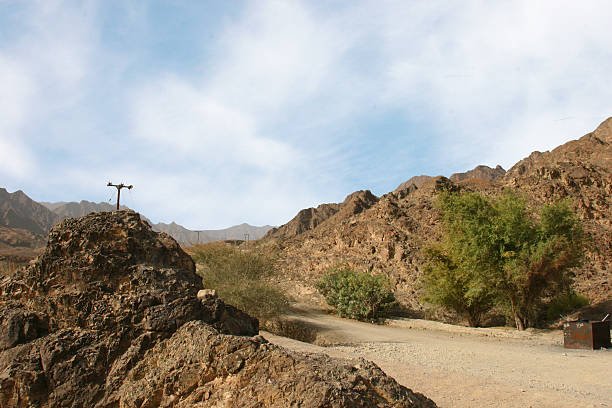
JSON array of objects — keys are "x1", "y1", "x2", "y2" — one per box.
[
  {"x1": 0, "y1": 210, "x2": 435, "y2": 407},
  {"x1": 267, "y1": 118, "x2": 612, "y2": 312},
  {"x1": 503, "y1": 117, "x2": 611, "y2": 300},
  {"x1": 0, "y1": 189, "x2": 57, "y2": 262},
  {"x1": 450, "y1": 164, "x2": 506, "y2": 183},
  {"x1": 0, "y1": 189, "x2": 57, "y2": 236},
  {"x1": 266, "y1": 190, "x2": 379, "y2": 241}
]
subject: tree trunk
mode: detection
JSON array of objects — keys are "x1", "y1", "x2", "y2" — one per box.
[
  {"x1": 514, "y1": 314, "x2": 526, "y2": 331},
  {"x1": 467, "y1": 313, "x2": 481, "y2": 327},
  {"x1": 510, "y1": 298, "x2": 527, "y2": 330}
]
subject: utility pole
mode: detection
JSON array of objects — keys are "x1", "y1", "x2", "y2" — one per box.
[
  {"x1": 196, "y1": 230, "x2": 204, "y2": 244},
  {"x1": 107, "y1": 182, "x2": 133, "y2": 210}
]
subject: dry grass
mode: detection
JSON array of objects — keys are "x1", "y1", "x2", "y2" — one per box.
[
  {"x1": 0, "y1": 260, "x2": 23, "y2": 277},
  {"x1": 188, "y1": 242, "x2": 290, "y2": 320}
]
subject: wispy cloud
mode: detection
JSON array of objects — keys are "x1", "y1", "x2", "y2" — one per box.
[{"x1": 2, "y1": 0, "x2": 612, "y2": 228}]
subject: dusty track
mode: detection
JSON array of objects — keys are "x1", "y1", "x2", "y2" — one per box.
[{"x1": 263, "y1": 311, "x2": 611, "y2": 408}]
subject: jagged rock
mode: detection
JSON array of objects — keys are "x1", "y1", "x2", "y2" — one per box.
[
  {"x1": 0, "y1": 210, "x2": 436, "y2": 407},
  {"x1": 119, "y1": 321, "x2": 435, "y2": 408},
  {"x1": 0, "y1": 306, "x2": 48, "y2": 350},
  {"x1": 450, "y1": 165, "x2": 506, "y2": 183},
  {"x1": 266, "y1": 190, "x2": 379, "y2": 241}
]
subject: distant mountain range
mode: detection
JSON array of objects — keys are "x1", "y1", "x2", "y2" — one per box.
[{"x1": 0, "y1": 194, "x2": 273, "y2": 260}]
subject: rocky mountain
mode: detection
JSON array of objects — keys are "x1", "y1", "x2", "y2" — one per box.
[
  {"x1": 266, "y1": 118, "x2": 612, "y2": 313},
  {"x1": 0, "y1": 189, "x2": 58, "y2": 262},
  {"x1": 450, "y1": 164, "x2": 506, "y2": 183},
  {"x1": 155, "y1": 222, "x2": 273, "y2": 245},
  {"x1": 0, "y1": 189, "x2": 57, "y2": 236},
  {"x1": 41, "y1": 200, "x2": 273, "y2": 245},
  {"x1": 393, "y1": 175, "x2": 436, "y2": 194},
  {"x1": 0, "y1": 210, "x2": 435, "y2": 407},
  {"x1": 502, "y1": 117, "x2": 611, "y2": 300},
  {"x1": 266, "y1": 190, "x2": 379, "y2": 240},
  {"x1": 40, "y1": 200, "x2": 128, "y2": 221}
]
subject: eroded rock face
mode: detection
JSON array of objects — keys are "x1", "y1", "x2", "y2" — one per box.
[
  {"x1": 266, "y1": 118, "x2": 611, "y2": 313},
  {"x1": 0, "y1": 210, "x2": 436, "y2": 407}
]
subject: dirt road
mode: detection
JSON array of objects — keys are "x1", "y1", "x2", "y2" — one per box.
[{"x1": 262, "y1": 312, "x2": 611, "y2": 408}]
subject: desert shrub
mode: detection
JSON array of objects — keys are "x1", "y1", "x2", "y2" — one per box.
[
  {"x1": 316, "y1": 266, "x2": 396, "y2": 321},
  {"x1": 545, "y1": 292, "x2": 589, "y2": 321},
  {"x1": 189, "y1": 242, "x2": 289, "y2": 319},
  {"x1": 423, "y1": 191, "x2": 585, "y2": 330}
]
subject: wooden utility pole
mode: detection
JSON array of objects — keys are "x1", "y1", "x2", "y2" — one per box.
[{"x1": 107, "y1": 182, "x2": 133, "y2": 210}]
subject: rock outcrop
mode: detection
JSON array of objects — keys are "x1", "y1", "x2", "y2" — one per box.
[
  {"x1": 0, "y1": 210, "x2": 436, "y2": 407},
  {"x1": 450, "y1": 165, "x2": 506, "y2": 183},
  {"x1": 266, "y1": 190, "x2": 379, "y2": 241}
]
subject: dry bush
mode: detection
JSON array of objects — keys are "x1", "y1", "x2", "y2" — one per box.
[
  {"x1": 0, "y1": 260, "x2": 22, "y2": 277},
  {"x1": 189, "y1": 242, "x2": 290, "y2": 320}
]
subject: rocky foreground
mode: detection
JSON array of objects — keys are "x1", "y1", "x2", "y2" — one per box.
[{"x1": 0, "y1": 210, "x2": 435, "y2": 407}]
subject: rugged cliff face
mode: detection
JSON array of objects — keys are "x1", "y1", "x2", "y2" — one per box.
[
  {"x1": 503, "y1": 118, "x2": 611, "y2": 303},
  {"x1": 0, "y1": 210, "x2": 435, "y2": 407},
  {"x1": 267, "y1": 118, "x2": 611, "y2": 312}
]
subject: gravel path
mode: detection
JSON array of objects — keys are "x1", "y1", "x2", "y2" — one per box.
[{"x1": 262, "y1": 312, "x2": 611, "y2": 408}]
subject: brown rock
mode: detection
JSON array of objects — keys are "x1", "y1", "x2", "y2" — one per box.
[
  {"x1": 119, "y1": 321, "x2": 435, "y2": 408},
  {"x1": 0, "y1": 210, "x2": 435, "y2": 407},
  {"x1": 265, "y1": 117, "x2": 612, "y2": 314}
]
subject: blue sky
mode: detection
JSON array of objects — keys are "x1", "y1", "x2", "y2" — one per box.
[{"x1": 1, "y1": 1, "x2": 612, "y2": 229}]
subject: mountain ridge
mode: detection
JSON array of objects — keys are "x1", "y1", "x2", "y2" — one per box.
[
  {"x1": 1, "y1": 196, "x2": 273, "y2": 255},
  {"x1": 264, "y1": 117, "x2": 612, "y2": 314}
]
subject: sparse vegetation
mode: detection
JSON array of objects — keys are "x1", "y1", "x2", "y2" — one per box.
[
  {"x1": 545, "y1": 292, "x2": 589, "y2": 322},
  {"x1": 0, "y1": 260, "x2": 22, "y2": 277},
  {"x1": 316, "y1": 266, "x2": 396, "y2": 321},
  {"x1": 189, "y1": 242, "x2": 289, "y2": 320},
  {"x1": 423, "y1": 191, "x2": 585, "y2": 330}
]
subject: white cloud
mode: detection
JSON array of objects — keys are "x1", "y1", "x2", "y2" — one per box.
[
  {"x1": 131, "y1": 75, "x2": 297, "y2": 171},
  {"x1": 4, "y1": 0, "x2": 612, "y2": 227},
  {"x1": 0, "y1": 1, "x2": 98, "y2": 179},
  {"x1": 126, "y1": 0, "x2": 354, "y2": 226},
  {"x1": 0, "y1": 55, "x2": 35, "y2": 177},
  {"x1": 206, "y1": 0, "x2": 345, "y2": 119},
  {"x1": 376, "y1": 1, "x2": 612, "y2": 169}
]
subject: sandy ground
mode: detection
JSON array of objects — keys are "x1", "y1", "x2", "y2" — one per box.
[{"x1": 262, "y1": 311, "x2": 611, "y2": 408}]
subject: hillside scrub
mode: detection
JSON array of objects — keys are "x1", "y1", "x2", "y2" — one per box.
[
  {"x1": 423, "y1": 191, "x2": 585, "y2": 330},
  {"x1": 189, "y1": 242, "x2": 289, "y2": 320},
  {"x1": 316, "y1": 266, "x2": 396, "y2": 321},
  {"x1": 0, "y1": 260, "x2": 22, "y2": 277}
]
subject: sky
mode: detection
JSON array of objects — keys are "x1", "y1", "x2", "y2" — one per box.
[{"x1": 1, "y1": 1, "x2": 612, "y2": 229}]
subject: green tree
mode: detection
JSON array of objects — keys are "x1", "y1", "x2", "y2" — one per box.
[
  {"x1": 316, "y1": 266, "x2": 396, "y2": 321},
  {"x1": 423, "y1": 191, "x2": 584, "y2": 330},
  {"x1": 423, "y1": 192, "x2": 498, "y2": 327}
]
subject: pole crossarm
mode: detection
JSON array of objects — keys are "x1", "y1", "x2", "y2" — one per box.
[{"x1": 107, "y1": 181, "x2": 133, "y2": 210}]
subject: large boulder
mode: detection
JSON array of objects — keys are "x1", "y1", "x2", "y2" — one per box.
[{"x1": 0, "y1": 210, "x2": 436, "y2": 407}]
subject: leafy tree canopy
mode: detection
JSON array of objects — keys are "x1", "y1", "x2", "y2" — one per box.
[{"x1": 423, "y1": 191, "x2": 585, "y2": 329}]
